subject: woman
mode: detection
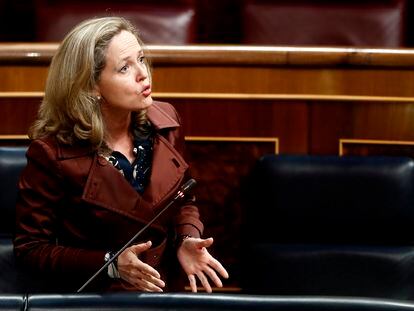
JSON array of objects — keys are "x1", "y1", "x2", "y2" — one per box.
[{"x1": 14, "y1": 17, "x2": 228, "y2": 293}]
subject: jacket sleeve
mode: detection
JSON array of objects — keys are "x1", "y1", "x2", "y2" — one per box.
[
  {"x1": 157, "y1": 102, "x2": 204, "y2": 239},
  {"x1": 13, "y1": 139, "x2": 105, "y2": 282}
]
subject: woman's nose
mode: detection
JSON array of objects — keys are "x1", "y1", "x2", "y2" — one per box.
[{"x1": 135, "y1": 64, "x2": 147, "y2": 82}]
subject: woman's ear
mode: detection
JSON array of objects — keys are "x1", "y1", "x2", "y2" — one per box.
[
  {"x1": 93, "y1": 83, "x2": 101, "y2": 96},
  {"x1": 92, "y1": 85, "x2": 101, "y2": 99},
  {"x1": 90, "y1": 85, "x2": 101, "y2": 101}
]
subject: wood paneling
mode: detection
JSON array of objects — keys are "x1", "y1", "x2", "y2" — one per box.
[
  {"x1": 2, "y1": 44, "x2": 414, "y2": 96},
  {"x1": 170, "y1": 98, "x2": 308, "y2": 154},
  {"x1": 340, "y1": 139, "x2": 414, "y2": 157},
  {"x1": 184, "y1": 137, "x2": 277, "y2": 288},
  {"x1": 0, "y1": 94, "x2": 41, "y2": 134},
  {"x1": 152, "y1": 67, "x2": 414, "y2": 97},
  {"x1": 0, "y1": 66, "x2": 48, "y2": 92},
  {"x1": 311, "y1": 101, "x2": 414, "y2": 155},
  {"x1": 2, "y1": 92, "x2": 414, "y2": 156}
]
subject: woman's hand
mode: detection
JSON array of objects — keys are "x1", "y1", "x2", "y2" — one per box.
[
  {"x1": 177, "y1": 237, "x2": 229, "y2": 293},
  {"x1": 117, "y1": 241, "x2": 165, "y2": 292}
]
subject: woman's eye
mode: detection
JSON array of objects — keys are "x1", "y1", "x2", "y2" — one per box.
[
  {"x1": 139, "y1": 56, "x2": 145, "y2": 64},
  {"x1": 120, "y1": 65, "x2": 129, "y2": 73}
]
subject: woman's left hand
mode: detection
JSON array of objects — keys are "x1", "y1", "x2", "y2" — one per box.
[{"x1": 177, "y1": 237, "x2": 229, "y2": 293}]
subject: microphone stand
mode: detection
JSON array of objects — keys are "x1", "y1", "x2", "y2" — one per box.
[{"x1": 77, "y1": 179, "x2": 196, "y2": 293}]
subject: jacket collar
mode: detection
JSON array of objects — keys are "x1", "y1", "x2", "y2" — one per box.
[
  {"x1": 58, "y1": 101, "x2": 179, "y2": 160},
  {"x1": 146, "y1": 101, "x2": 180, "y2": 130},
  {"x1": 35, "y1": 136, "x2": 94, "y2": 160}
]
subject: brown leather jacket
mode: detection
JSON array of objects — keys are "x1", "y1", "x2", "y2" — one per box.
[{"x1": 14, "y1": 101, "x2": 203, "y2": 292}]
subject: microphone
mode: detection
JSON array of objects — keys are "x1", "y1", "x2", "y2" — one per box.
[{"x1": 77, "y1": 178, "x2": 197, "y2": 293}]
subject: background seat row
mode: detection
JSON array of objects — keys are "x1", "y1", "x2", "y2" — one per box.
[{"x1": 0, "y1": 0, "x2": 412, "y2": 47}]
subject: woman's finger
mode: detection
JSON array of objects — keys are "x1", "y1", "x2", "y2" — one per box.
[
  {"x1": 129, "y1": 241, "x2": 152, "y2": 254},
  {"x1": 135, "y1": 277, "x2": 164, "y2": 292},
  {"x1": 139, "y1": 271, "x2": 165, "y2": 288},
  {"x1": 208, "y1": 256, "x2": 229, "y2": 279},
  {"x1": 203, "y1": 266, "x2": 223, "y2": 288},
  {"x1": 134, "y1": 260, "x2": 162, "y2": 279},
  {"x1": 194, "y1": 237, "x2": 214, "y2": 248},
  {"x1": 126, "y1": 269, "x2": 165, "y2": 292},
  {"x1": 188, "y1": 274, "x2": 197, "y2": 293},
  {"x1": 196, "y1": 271, "x2": 212, "y2": 293},
  {"x1": 128, "y1": 264, "x2": 164, "y2": 287},
  {"x1": 125, "y1": 267, "x2": 165, "y2": 290}
]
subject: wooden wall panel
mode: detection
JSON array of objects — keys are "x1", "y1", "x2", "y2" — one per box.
[
  {"x1": 3, "y1": 93, "x2": 414, "y2": 157},
  {"x1": 0, "y1": 95, "x2": 40, "y2": 134},
  {"x1": 0, "y1": 66, "x2": 48, "y2": 92},
  {"x1": 184, "y1": 138, "x2": 277, "y2": 289},
  {"x1": 352, "y1": 102, "x2": 414, "y2": 139},
  {"x1": 152, "y1": 67, "x2": 414, "y2": 97},
  {"x1": 340, "y1": 139, "x2": 414, "y2": 157},
  {"x1": 170, "y1": 98, "x2": 308, "y2": 154},
  {"x1": 2, "y1": 44, "x2": 414, "y2": 97},
  {"x1": 310, "y1": 101, "x2": 414, "y2": 155},
  {"x1": 2, "y1": 65, "x2": 414, "y2": 96}
]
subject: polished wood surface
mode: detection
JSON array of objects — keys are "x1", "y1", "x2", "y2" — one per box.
[
  {"x1": 3, "y1": 44, "x2": 414, "y2": 66},
  {"x1": 2, "y1": 44, "x2": 414, "y2": 96},
  {"x1": 2, "y1": 93, "x2": 413, "y2": 155},
  {"x1": 340, "y1": 139, "x2": 414, "y2": 157}
]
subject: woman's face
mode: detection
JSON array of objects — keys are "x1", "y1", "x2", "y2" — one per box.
[{"x1": 96, "y1": 30, "x2": 152, "y2": 114}]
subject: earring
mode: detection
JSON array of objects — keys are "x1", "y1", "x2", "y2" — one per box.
[{"x1": 96, "y1": 95, "x2": 101, "y2": 101}]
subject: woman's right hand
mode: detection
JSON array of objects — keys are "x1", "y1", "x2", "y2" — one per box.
[{"x1": 117, "y1": 241, "x2": 165, "y2": 292}]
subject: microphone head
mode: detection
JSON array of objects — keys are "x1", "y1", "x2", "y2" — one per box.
[{"x1": 181, "y1": 178, "x2": 197, "y2": 194}]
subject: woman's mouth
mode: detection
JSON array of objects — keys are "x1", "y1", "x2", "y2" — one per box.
[{"x1": 141, "y1": 85, "x2": 151, "y2": 97}]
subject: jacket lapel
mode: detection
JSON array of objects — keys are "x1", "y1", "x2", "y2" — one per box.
[
  {"x1": 143, "y1": 133, "x2": 188, "y2": 208},
  {"x1": 81, "y1": 153, "x2": 161, "y2": 229},
  {"x1": 146, "y1": 102, "x2": 180, "y2": 130}
]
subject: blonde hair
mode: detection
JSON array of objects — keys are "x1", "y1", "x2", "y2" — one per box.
[{"x1": 30, "y1": 16, "x2": 150, "y2": 151}]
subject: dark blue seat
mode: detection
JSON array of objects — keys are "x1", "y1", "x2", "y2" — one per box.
[
  {"x1": 241, "y1": 154, "x2": 414, "y2": 299},
  {"x1": 0, "y1": 294, "x2": 25, "y2": 311},
  {"x1": 0, "y1": 147, "x2": 27, "y2": 294},
  {"x1": 26, "y1": 293, "x2": 414, "y2": 311}
]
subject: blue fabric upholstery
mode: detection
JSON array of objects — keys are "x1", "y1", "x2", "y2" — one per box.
[
  {"x1": 25, "y1": 293, "x2": 414, "y2": 311},
  {"x1": 0, "y1": 147, "x2": 27, "y2": 239},
  {"x1": 0, "y1": 147, "x2": 27, "y2": 294},
  {"x1": 0, "y1": 294, "x2": 25, "y2": 311},
  {"x1": 241, "y1": 154, "x2": 414, "y2": 299},
  {"x1": 3, "y1": 293, "x2": 414, "y2": 311}
]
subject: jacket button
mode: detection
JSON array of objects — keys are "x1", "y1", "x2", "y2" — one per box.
[{"x1": 98, "y1": 157, "x2": 108, "y2": 166}]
